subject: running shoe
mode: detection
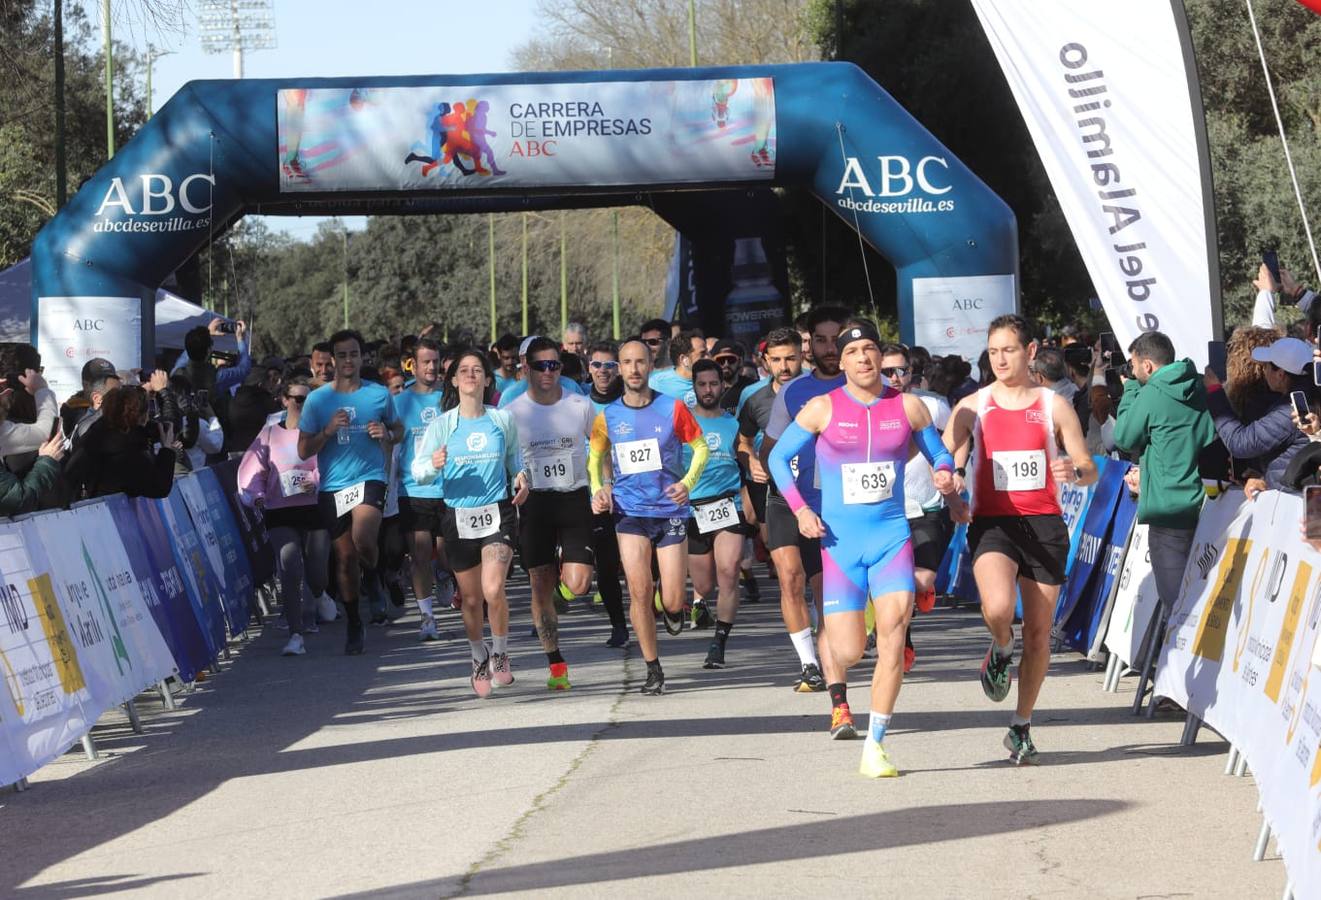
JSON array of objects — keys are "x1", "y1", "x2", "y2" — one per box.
[
  {"x1": 345, "y1": 622, "x2": 365, "y2": 656},
  {"x1": 903, "y1": 644, "x2": 916, "y2": 674},
  {"x1": 434, "y1": 570, "x2": 457, "y2": 610},
  {"x1": 547, "y1": 662, "x2": 571, "y2": 691},
  {"x1": 980, "y1": 642, "x2": 1013, "y2": 702},
  {"x1": 703, "y1": 640, "x2": 725, "y2": 669},
  {"x1": 491, "y1": 652, "x2": 514, "y2": 688},
  {"x1": 556, "y1": 581, "x2": 575, "y2": 602},
  {"x1": 370, "y1": 611, "x2": 389, "y2": 626},
  {"x1": 690, "y1": 599, "x2": 714, "y2": 630},
  {"x1": 662, "y1": 606, "x2": 685, "y2": 636},
  {"x1": 653, "y1": 589, "x2": 663, "y2": 614},
  {"x1": 916, "y1": 588, "x2": 937, "y2": 614},
  {"x1": 471, "y1": 655, "x2": 493, "y2": 698},
  {"x1": 641, "y1": 665, "x2": 666, "y2": 695},
  {"x1": 605, "y1": 624, "x2": 629, "y2": 648},
  {"x1": 861, "y1": 630, "x2": 877, "y2": 660},
  {"x1": 830, "y1": 703, "x2": 858, "y2": 740},
  {"x1": 303, "y1": 617, "x2": 320, "y2": 635},
  {"x1": 741, "y1": 569, "x2": 761, "y2": 603},
  {"x1": 554, "y1": 582, "x2": 572, "y2": 614},
  {"x1": 592, "y1": 590, "x2": 604, "y2": 606},
  {"x1": 1004, "y1": 723, "x2": 1039, "y2": 765},
  {"x1": 859, "y1": 741, "x2": 899, "y2": 778},
  {"x1": 317, "y1": 593, "x2": 339, "y2": 623},
  {"x1": 794, "y1": 663, "x2": 826, "y2": 693},
  {"x1": 419, "y1": 615, "x2": 440, "y2": 643},
  {"x1": 281, "y1": 633, "x2": 306, "y2": 657}
]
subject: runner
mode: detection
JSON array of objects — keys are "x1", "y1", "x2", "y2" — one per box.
[
  {"x1": 298, "y1": 330, "x2": 402, "y2": 655},
  {"x1": 412, "y1": 348, "x2": 529, "y2": 698},
  {"x1": 650, "y1": 328, "x2": 707, "y2": 408},
  {"x1": 492, "y1": 334, "x2": 521, "y2": 396},
  {"x1": 733, "y1": 330, "x2": 812, "y2": 672},
  {"x1": 589, "y1": 339, "x2": 710, "y2": 695},
  {"x1": 880, "y1": 342, "x2": 953, "y2": 671},
  {"x1": 587, "y1": 340, "x2": 630, "y2": 648},
  {"x1": 759, "y1": 308, "x2": 850, "y2": 729},
  {"x1": 685, "y1": 359, "x2": 753, "y2": 668},
  {"x1": 944, "y1": 314, "x2": 1097, "y2": 765},
  {"x1": 497, "y1": 335, "x2": 584, "y2": 407},
  {"x1": 769, "y1": 320, "x2": 959, "y2": 777},
  {"x1": 394, "y1": 337, "x2": 453, "y2": 642},
  {"x1": 507, "y1": 337, "x2": 597, "y2": 691}
]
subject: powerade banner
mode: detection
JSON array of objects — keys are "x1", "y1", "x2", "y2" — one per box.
[
  {"x1": 109, "y1": 495, "x2": 214, "y2": 683},
  {"x1": 971, "y1": 0, "x2": 1219, "y2": 366},
  {"x1": 157, "y1": 489, "x2": 228, "y2": 652},
  {"x1": 1154, "y1": 491, "x2": 1321, "y2": 897},
  {"x1": 277, "y1": 79, "x2": 777, "y2": 192}
]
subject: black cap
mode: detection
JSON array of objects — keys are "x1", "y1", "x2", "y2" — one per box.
[
  {"x1": 712, "y1": 339, "x2": 745, "y2": 360},
  {"x1": 81, "y1": 357, "x2": 117, "y2": 383},
  {"x1": 835, "y1": 322, "x2": 882, "y2": 355}
]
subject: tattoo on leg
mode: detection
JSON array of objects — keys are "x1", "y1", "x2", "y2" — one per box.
[{"x1": 536, "y1": 612, "x2": 559, "y2": 652}]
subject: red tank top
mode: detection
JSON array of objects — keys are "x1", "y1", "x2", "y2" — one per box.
[{"x1": 971, "y1": 386, "x2": 1062, "y2": 517}]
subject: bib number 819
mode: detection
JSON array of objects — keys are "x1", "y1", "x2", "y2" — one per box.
[{"x1": 542, "y1": 461, "x2": 567, "y2": 479}]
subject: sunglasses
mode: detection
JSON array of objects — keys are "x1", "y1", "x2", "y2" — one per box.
[
  {"x1": 880, "y1": 367, "x2": 909, "y2": 377},
  {"x1": 589, "y1": 360, "x2": 619, "y2": 371},
  {"x1": 528, "y1": 359, "x2": 563, "y2": 373},
  {"x1": 641, "y1": 338, "x2": 663, "y2": 347},
  {"x1": 714, "y1": 354, "x2": 740, "y2": 364},
  {"x1": 286, "y1": 394, "x2": 308, "y2": 404}
]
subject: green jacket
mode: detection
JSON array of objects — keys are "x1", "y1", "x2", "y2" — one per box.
[{"x1": 1113, "y1": 359, "x2": 1216, "y2": 530}]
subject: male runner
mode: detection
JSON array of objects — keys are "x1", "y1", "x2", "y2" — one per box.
[
  {"x1": 737, "y1": 327, "x2": 822, "y2": 687},
  {"x1": 394, "y1": 337, "x2": 452, "y2": 642},
  {"x1": 299, "y1": 329, "x2": 403, "y2": 654},
  {"x1": 492, "y1": 334, "x2": 521, "y2": 395},
  {"x1": 497, "y1": 335, "x2": 583, "y2": 407},
  {"x1": 760, "y1": 307, "x2": 850, "y2": 733},
  {"x1": 639, "y1": 318, "x2": 672, "y2": 369},
  {"x1": 649, "y1": 328, "x2": 707, "y2": 408},
  {"x1": 309, "y1": 341, "x2": 335, "y2": 387},
  {"x1": 769, "y1": 321, "x2": 958, "y2": 777},
  {"x1": 944, "y1": 314, "x2": 1096, "y2": 765},
  {"x1": 587, "y1": 341, "x2": 630, "y2": 647},
  {"x1": 508, "y1": 338, "x2": 597, "y2": 690},
  {"x1": 685, "y1": 359, "x2": 753, "y2": 667},
  {"x1": 880, "y1": 342, "x2": 952, "y2": 669},
  {"x1": 589, "y1": 339, "x2": 709, "y2": 695}
]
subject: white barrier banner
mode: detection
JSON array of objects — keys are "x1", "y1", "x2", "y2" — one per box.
[
  {"x1": 1102, "y1": 524, "x2": 1158, "y2": 669},
  {"x1": 0, "y1": 521, "x2": 97, "y2": 785},
  {"x1": 1154, "y1": 491, "x2": 1321, "y2": 896},
  {"x1": 29, "y1": 509, "x2": 176, "y2": 711},
  {"x1": 970, "y1": 0, "x2": 1217, "y2": 366}
]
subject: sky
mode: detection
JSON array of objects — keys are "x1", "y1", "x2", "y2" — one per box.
[{"x1": 100, "y1": 0, "x2": 543, "y2": 240}]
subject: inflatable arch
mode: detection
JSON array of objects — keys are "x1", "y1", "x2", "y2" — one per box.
[{"x1": 31, "y1": 62, "x2": 1017, "y2": 395}]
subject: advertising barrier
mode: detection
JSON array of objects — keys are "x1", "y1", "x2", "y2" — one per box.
[
  {"x1": 1102, "y1": 523, "x2": 1158, "y2": 670},
  {"x1": 1053, "y1": 461, "x2": 1135, "y2": 655},
  {"x1": 175, "y1": 474, "x2": 249, "y2": 637},
  {"x1": 1153, "y1": 490, "x2": 1321, "y2": 898},
  {"x1": 156, "y1": 488, "x2": 228, "y2": 654}
]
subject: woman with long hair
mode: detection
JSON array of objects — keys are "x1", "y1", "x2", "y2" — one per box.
[
  {"x1": 237, "y1": 376, "x2": 328, "y2": 656},
  {"x1": 412, "y1": 348, "x2": 528, "y2": 697},
  {"x1": 1225, "y1": 325, "x2": 1283, "y2": 416},
  {"x1": 64, "y1": 385, "x2": 178, "y2": 499}
]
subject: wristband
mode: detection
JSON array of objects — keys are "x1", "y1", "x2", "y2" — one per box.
[{"x1": 954, "y1": 466, "x2": 966, "y2": 478}]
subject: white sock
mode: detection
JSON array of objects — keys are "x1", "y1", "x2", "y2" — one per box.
[
  {"x1": 418, "y1": 595, "x2": 434, "y2": 617},
  {"x1": 789, "y1": 628, "x2": 819, "y2": 667},
  {"x1": 469, "y1": 640, "x2": 488, "y2": 664},
  {"x1": 1011, "y1": 713, "x2": 1030, "y2": 728},
  {"x1": 492, "y1": 634, "x2": 508, "y2": 655},
  {"x1": 867, "y1": 711, "x2": 891, "y2": 745},
  {"x1": 994, "y1": 637, "x2": 1014, "y2": 659}
]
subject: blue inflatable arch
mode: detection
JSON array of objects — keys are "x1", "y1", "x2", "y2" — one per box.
[{"x1": 31, "y1": 62, "x2": 1016, "y2": 386}]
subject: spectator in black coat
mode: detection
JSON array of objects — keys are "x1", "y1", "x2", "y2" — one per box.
[{"x1": 63, "y1": 385, "x2": 178, "y2": 500}]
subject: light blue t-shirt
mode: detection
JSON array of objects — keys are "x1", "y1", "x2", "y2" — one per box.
[
  {"x1": 444, "y1": 411, "x2": 516, "y2": 507},
  {"x1": 299, "y1": 381, "x2": 397, "y2": 492},
  {"x1": 394, "y1": 388, "x2": 445, "y2": 499},
  {"x1": 649, "y1": 368, "x2": 696, "y2": 409},
  {"x1": 497, "y1": 375, "x2": 583, "y2": 408},
  {"x1": 685, "y1": 411, "x2": 743, "y2": 506},
  {"x1": 494, "y1": 372, "x2": 519, "y2": 396}
]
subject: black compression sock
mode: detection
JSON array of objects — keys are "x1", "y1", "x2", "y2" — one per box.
[
  {"x1": 828, "y1": 682, "x2": 848, "y2": 708},
  {"x1": 714, "y1": 620, "x2": 733, "y2": 648},
  {"x1": 646, "y1": 658, "x2": 662, "y2": 674},
  {"x1": 547, "y1": 650, "x2": 565, "y2": 666}
]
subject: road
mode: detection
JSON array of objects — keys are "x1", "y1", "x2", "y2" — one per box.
[{"x1": 4, "y1": 569, "x2": 1288, "y2": 898}]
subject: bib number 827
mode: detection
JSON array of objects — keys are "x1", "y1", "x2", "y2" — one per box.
[{"x1": 628, "y1": 446, "x2": 651, "y2": 464}]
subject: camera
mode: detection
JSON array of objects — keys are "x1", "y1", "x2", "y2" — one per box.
[
  {"x1": 216, "y1": 320, "x2": 238, "y2": 335},
  {"x1": 1118, "y1": 360, "x2": 1134, "y2": 380}
]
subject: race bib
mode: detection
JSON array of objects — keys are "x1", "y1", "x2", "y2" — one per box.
[
  {"x1": 616, "y1": 439, "x2": 662, "y2": 475},
  {"x1": 530, "y1": 450, "x2": 574, "y2": 490},
  {"x1": 842, "y1": 461, "x2": 896, "y2": 504},
  {"x1": 334, "y1": 481, "x2": 365, "y2": 517},
  {"x1": 456, "y1": 503, "x2": 500, "y2": 540},
  {"x1": 992, "y1": 450, "x2": 1047, "y2": 492},
  {"x1": 693, "y1": 497, "x2": 737, "y2": 534},
  {"x1": 279, "y1": 469, "x2": 314, "y2": 498}
]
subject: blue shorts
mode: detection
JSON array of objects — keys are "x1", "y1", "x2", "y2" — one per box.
[
  {"x1": 613, "y1": 512, "x2": 688, "y2": 548},
  {"x1": 820, "y1": 521, "x2": 915, "y2": 614}
]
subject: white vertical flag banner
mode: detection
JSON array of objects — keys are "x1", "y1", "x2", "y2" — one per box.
[{"x1": 970, "y1": 0, "x2": 1220, "y2": 366}]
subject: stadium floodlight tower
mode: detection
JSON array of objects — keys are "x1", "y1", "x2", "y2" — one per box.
[{"x1": 198, "y1": 0, "x2": 276, "y2": 79}]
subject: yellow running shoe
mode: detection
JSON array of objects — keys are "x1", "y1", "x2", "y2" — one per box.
[{"x1": 859, "y1": 741, "x2": 899, "y2": 778}]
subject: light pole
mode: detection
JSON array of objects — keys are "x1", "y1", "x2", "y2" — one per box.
[
  {"x1": 688, "y1": 0, "x2": 697, "y2": 67},
  {"x1": 339, "y1": 223, "x2": 349, "y2": 328},
  {"x1": 488, "y1": 214, "x2": 497, "y2": 344},
  {"x1": 521, "y1": 212, "x2": 529, "y2": 335},
  {"x1": 559, "y1": 211, "x2": 568, "y2": 339},
  {"x1": 612, "y1": 211, "x2": 621, "y2": 340},
  {"x1": 102, "y1": 0, "x2": 113, "y2": 156},
  {"x1": 199, "y1": 0, "x2": 276, "y2": 80}
]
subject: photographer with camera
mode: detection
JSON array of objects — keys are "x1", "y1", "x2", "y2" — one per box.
[
  {"x1": 0, "y1": 344, "x2": 58, "y2": 463},
  {"x1": 63, "y1": 383, "x2": 179, "y2": 499},
  {"x1": 173, "y1": 318, "x2": 251, "y2": 406}
]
